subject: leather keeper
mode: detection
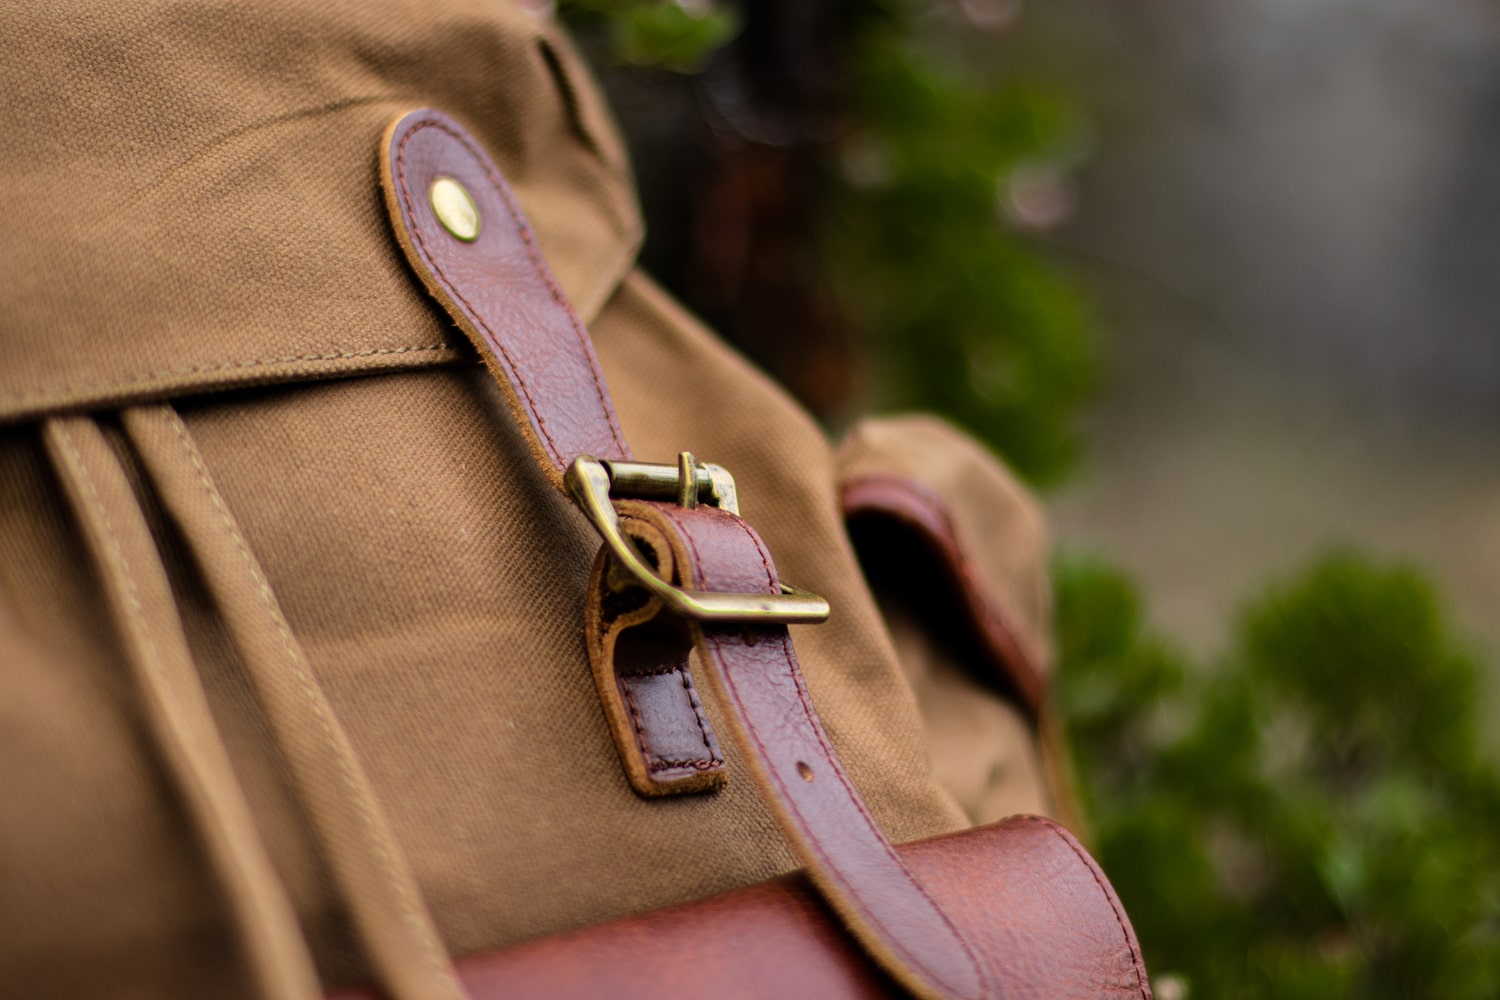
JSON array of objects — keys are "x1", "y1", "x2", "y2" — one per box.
[{"x1": 583, "y1": 518, "x2": 726, "y2": 796}]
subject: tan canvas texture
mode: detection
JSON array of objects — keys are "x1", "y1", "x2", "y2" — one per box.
[{"x1": 0, "y1": 2, "x2": 1059, "y2": 997}]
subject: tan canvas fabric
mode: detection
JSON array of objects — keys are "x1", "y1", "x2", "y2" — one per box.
[{"x1": 1, "y1": 2, "x2": 1059, "y2": 997}]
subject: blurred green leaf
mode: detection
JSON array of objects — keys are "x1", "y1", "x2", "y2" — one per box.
[
  {"x1": 1056, "y1": 549, "x2": 1500, "y2": 997},
  {"x1": 560, "y1": 0, "x2": 737, "y2": 72}
]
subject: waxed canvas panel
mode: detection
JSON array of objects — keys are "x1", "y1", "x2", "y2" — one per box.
[{"x1": 0, "y1": 0, "x2": 639, "y2": 421}]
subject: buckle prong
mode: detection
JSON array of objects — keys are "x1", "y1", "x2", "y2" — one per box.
[{"x1": 566, "y1": 455, "x2": 830, "y2": 624}]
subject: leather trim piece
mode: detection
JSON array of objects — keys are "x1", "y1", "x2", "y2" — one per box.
[
  {"x1": 328, "y1": 817, "x2": 1154, "y2": 1000},
  {"x1": 380, "y1": 108, "x2": 631, "y2": 489},
  {"x1": 842, "y1": 473, "x2": 1046, "y2": 715},
  {"x1": 584, "y1": 535, "x2": 727, "y2": 796}
]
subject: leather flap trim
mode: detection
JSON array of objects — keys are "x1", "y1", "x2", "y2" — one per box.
[{"x1": 328, "y1": 817, "x2": 1154, "y2": 1000}]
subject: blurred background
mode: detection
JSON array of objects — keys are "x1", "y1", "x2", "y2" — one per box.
[{"x1": 559, "y1": 1, "x2": 1499, "y2": 995}]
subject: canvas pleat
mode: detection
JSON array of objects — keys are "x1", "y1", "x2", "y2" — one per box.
[
  {"x1": 41, "y1": 415, "x2": 323, "y2": 1000},
  {"x1": 121, "y1": 404, "x2": 465, "y2": 1000}
]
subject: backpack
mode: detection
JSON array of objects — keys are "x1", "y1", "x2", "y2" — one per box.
[{"x1": 0, "y1": 4, "x2": 1148, "y2": 997}]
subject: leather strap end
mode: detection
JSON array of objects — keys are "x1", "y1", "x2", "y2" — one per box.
[{"x1": 378, "y1": 108, "x2": 632, "y2": 490}]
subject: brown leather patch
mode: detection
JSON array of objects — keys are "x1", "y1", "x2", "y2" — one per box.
[{"x1": 584, "y1": 542, "x2": 728, "y2": 796}]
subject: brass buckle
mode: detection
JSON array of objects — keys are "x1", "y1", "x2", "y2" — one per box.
[{"x1": 565, "y1": 454, "x2": 831, "y2": 624}]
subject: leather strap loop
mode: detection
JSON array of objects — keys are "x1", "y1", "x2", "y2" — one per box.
[{"x1": 382, "y1": 106, "x2": 728, "y2": 798}]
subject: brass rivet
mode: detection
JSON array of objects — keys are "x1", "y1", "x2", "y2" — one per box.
[{"x1": 429, "y1": 177, "x2": 480, "y2": 242}]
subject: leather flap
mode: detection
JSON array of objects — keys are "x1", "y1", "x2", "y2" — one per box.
[
  {"x1": 328, "y1": 816, "x2": 1153, "y2": 1000},
  {"x1": 0, "y1": 0, "x2": 642, "y2": 424}
]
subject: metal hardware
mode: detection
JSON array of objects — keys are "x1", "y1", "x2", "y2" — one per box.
[
  {"x1": 429, "y1": 176, "x2": 480, "y2": 241},
  {"x1": 598, "y1": 458, "x2": 739, "y2": 516},
  {"x1": 676, "y1": 451, "x2": 698, "y2": 509},
  {"x1": 566, "y1": 455, "x2": 830, "y2": 624}
]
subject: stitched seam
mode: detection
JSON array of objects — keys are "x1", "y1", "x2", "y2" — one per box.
[
  {"x1": 51, "y1": 420, "x2": 320, "y2": 1000},
  {"x1": 1027, "y1": 817, "x2": 1151, "y2": 999},
  {"x1": 618, "y1": 676, "x2": 656, "y2": 763},
  {"x1": 51, "y1": 422, "x2": 167, "y2": 708},
  {"x1": 0, "y1": 345, "x2": 456, "y2": 408},
  {"x1": 677, "y1": 659, "x2": 718, "y2": 757},
  {"x1": 648, "y1": 757, "x2": 723, "y2": 772},
  {"x1": 619, "y1": 664, "x2": 685, "y2": 678},
  {"x1": 660, "y1": 506, "x2": 982, "y2": 995},
  {"x1": 164, "y1": 408, "x2": 454, "y2": 986},
  {"x1": 394, "y1": 118, "x2": 628, "y2": 464}
]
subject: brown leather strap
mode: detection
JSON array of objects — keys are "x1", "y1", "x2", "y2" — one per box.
[
  {"x1": 327, "y1": 817, "x2": 1153, "y2": 1000},
  {"x1": 379, "y1": 109, "x2": 630, "y2": 488},
  {"x1": 591, "y1": 502, "x2": 985, "y2": 999}
]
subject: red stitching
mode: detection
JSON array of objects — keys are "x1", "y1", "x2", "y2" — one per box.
[
  {"x1": 619, "y1": 677, "x2": 655, "y2": 763},
  {"x1": 465, "y1": 131, "x2": 631, "y2": 461},
  {"x1": 395, "y1": 121, "x2": 570, "y2": 469},
  {"x1": 619, "y1": 664, "x2": 685, "y2": 678},
  {"x1": 648, "y1": 757, "x2": 723, "y2": 772},
  {"x1": 676, "y1": 657, "x2": 718, "y2": 756}
]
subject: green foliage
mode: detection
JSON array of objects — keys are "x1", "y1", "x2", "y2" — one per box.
[
  {"x1": 558, "y1": 0, "x2": 737, "y2": 72},
  {"x1": 561, "y1": 0, "x2": 1096, "y2": 485},
  {"x1": 1055, "y1": 551, "x2": 1500, "y2": 998},
  {"x1": 824, "y1": 24, "x2": 1096, "y2": 486}
]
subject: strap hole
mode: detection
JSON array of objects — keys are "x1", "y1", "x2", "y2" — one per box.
[{"x1": 796, "y1": 761, "x2": 815, "y2": 782}]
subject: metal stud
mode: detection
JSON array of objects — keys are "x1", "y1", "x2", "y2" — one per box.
[{"x1": 429, "y1": 177, "x2": 480, "y2": 242}]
